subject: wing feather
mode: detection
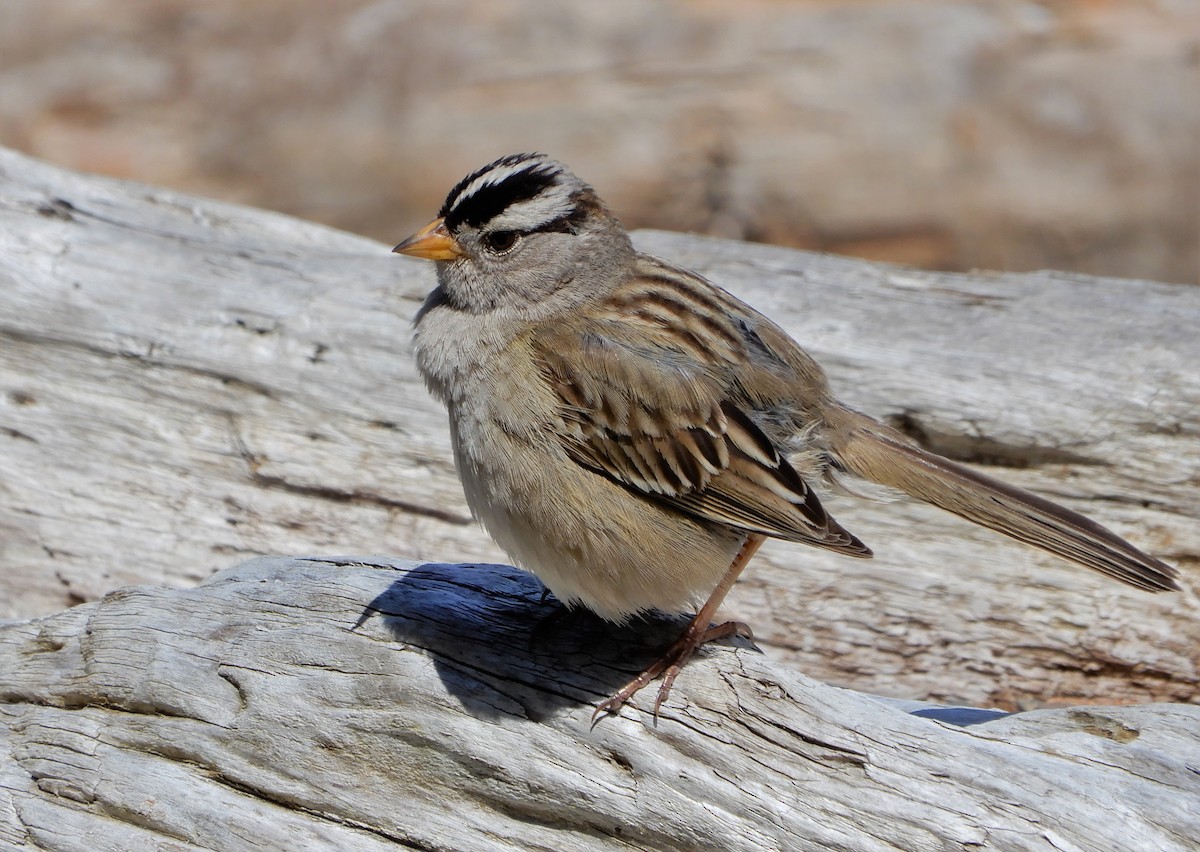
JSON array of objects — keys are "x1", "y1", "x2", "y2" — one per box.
[{"x1": 533, "y1": 323, "x2": 870, "y2": 557}]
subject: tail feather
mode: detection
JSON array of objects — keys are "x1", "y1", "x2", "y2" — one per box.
[{"x1": 831, "y1": 418, "x2": 1180, "y2": 592}]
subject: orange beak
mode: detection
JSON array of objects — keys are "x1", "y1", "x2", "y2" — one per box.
[{"x1": 392, "y1": 217, "x2": 464, "y2": 261}]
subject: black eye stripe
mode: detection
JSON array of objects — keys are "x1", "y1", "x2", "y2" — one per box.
[
  {"x1": 479, "y1": 205, "x2": 588, "y2": 251},
  {"x1": 534, "y1": 205, "x2": 589, "y2": 235}
]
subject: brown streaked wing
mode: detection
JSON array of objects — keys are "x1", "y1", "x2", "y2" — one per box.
[{"x1": 532, "y1": 321, "x2": 871, "y2": 556}]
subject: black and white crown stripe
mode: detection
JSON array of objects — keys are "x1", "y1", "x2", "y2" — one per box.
[{"x1": 438, "y1": 153, "x2": 585, "y2": 235}]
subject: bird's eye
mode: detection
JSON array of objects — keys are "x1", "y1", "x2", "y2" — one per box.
[{"x1": 483, "y1": 230, "x2": 519, "y2": 253}]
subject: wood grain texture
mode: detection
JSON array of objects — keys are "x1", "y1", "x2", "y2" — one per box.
[
  {"x1": 2, "y1": 556, "x2": 1198, "y2": 851},
  {"x1": 0, "y1": 146, "x2": 1196, "y2": 719}
]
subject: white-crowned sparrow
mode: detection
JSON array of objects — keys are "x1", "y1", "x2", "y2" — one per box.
[{"x1": 394, "y1": 153, "x2": 1180, "y2": 718}]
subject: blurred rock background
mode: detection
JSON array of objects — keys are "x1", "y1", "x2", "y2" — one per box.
[{"x1": 1, "y1": 0, "x2": 1197, "y2": 282}]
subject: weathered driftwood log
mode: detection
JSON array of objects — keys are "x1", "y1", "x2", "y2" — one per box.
[
  {"x1": 0, "y1": 145, "x2": 1196, "y2": 719},
  {"x1": 2, "y1": 555, "x2": 1198, "y2": 851}
]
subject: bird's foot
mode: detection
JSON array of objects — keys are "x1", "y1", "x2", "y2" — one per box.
[{"x1": 592, "y1": 619, "x2": 753, "y2": 723}]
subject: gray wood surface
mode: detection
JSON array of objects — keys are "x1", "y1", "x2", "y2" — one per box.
[{"x1": 2, "y1": 555, "x2": 1198, "y2": 851}]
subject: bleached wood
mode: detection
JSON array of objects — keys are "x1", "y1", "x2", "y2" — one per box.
[
  {"x1": 1, "y1": 555, "x2": 1198, "y2": 851},
  {"x1": 0, "y1": 145, "x2": 1196, "y2": 718}
]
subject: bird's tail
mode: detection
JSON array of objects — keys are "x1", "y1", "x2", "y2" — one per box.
[{"x1": 827, "y1": 410, "x2": 1180, "y2": 592}]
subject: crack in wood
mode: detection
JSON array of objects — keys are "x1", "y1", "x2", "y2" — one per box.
[
  {"x1": 225, "y1": 419, "x2": 472, "y2": 525},
  {"x1": 886, "y1": 410, "x2": 1104, "y2": 469}
]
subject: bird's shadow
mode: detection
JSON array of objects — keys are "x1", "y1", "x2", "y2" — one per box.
[
  {"x1": 348, "y1": 559, "x2": 1009, "y2": 727},
  {"x1": 351, "y1": 560, "x2": 724, "y2": 721}
]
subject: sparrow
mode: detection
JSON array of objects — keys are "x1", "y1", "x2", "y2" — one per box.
[{"x1": 393, "y1": 153, "x2": 1181, "y2": 717}]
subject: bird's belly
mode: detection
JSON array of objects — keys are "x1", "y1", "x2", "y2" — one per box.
[{"x1": 450, "y1": 416, "x2": 744, "y2": 622}]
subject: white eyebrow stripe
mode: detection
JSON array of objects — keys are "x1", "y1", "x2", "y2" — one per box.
[{"x1": 486, "y1": 183, "x2": 576, "y2": 231}]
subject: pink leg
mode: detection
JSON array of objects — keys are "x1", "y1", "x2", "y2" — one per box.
[{"x1": 593, "y1": 534, "x2": 766, "y2": 721}]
